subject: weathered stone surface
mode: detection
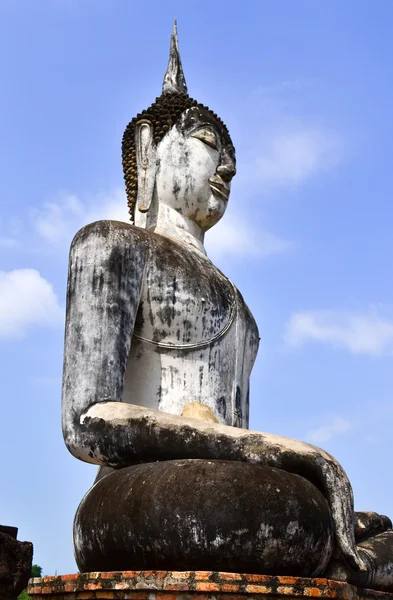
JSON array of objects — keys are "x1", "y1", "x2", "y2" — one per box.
[
  {"x1": 62, "y1": 219, "x2": 257, "y2": 449},
  {"x1": 60, "y1": 20, "x2": 393, "y2": 593},
  {"x1": 28, "y1": 571, "x2": 393, "y2": 600},
  {"x1": 0, "y1": 526, "x2": 33, "y2": 600},
  {"x1": 74, "y1": 460, "x2": 333, "y2": 575}
]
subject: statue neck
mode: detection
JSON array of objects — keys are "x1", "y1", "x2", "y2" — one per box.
[{"x1": 136, "y1": 201, "x2": 207, "y2": 256}]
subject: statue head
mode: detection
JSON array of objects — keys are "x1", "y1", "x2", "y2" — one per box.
[{"x1": 122, "y1": 21, "x2": 236, "y2": 231}]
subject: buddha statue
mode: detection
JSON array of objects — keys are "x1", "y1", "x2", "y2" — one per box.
[{"x1": 62, "y1": 22, "x2": 393, "y2": 591}]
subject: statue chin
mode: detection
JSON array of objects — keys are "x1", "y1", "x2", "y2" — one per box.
[
  {"x1": 203, "y1": 194, "x2": 228, "y2": 229},
  {"x1": 74, "y1": 460, "x2": 333, "y2": 576}
]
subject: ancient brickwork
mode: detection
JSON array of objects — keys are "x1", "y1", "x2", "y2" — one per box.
[{"x1": 28, "y1": 572, "x2": 393, "y2": 600}]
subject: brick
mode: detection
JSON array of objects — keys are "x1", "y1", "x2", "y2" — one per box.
[
  {"x1": 155, "y1": 594, "x2": 179, "y2": 600},
  {"x1": 277, "y1": 586, "x2": 293, "y2": 595},
  {"x1": 222, "y1": 584, "x2": 240, "y2": 592},
  {"x1": 85, "y1": 581, "x2": 103, "y2": 590},
  {"x1": 306, "y1": 588, "x2": 322, "y2": 597},
  {"x1": 277, "y1": 577, "x2": 298, "y2": 585},
  {"x1": 170, "y1": 571, "x2": 192, "y2": 580},
  {"x1": 115, "y1": 581, "x2": 135, "y2": 590},
  {"x1": 195, "y1": 582, "x2": 220, "y2": 592},
  {"x1": 245, "y1": 585, "x2": 270, "y2": 593},
  {"x1": 244, "y1": 574, "x2": 269, "y2": 583},
  {"x1": 163, "y1": 584, "x2": 189, "y2": 591},
  {"x1": 220, "y1": 572, "x2": 242, "y2": 581},
  {"x1": 63, "y1": 574, "x2": 80, "y2": 581},
  {"x1": 194, "y1": 572, "x2": 212, "y2": 581},
  {"x1": 152, "y1": 572, "x2": 167, "y2": 579}
]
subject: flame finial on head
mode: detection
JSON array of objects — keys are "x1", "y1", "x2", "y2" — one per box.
[{"x1": 162, "y1": 20, "x2": 188, "y2": 95}]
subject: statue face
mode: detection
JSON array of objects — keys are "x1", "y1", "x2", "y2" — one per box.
[{"x1": 154, "y1": 107, "x2": 236, "y2": 230}]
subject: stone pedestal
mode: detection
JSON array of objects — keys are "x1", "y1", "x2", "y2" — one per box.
[{"x1": 28, "y1": 571, "x2": 393, "y2": 600}]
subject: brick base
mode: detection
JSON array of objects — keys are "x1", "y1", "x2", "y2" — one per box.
[{"x1": 28, "y1": 571, "x2": 393, "y2": 600}]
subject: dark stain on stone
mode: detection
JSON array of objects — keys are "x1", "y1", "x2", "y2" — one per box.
[
  {"x1": 234, "y1": 386, "x2": 243, "y2": 427},
  {"x1": 172, "y1": 177, "x2": 181, "y2": 199},
  {"x1": 217, "y1": 396, "x2": 227, "y2": 421},
  {"x1": 199, "y1": 365, "x2": 204, "y2": 388}
]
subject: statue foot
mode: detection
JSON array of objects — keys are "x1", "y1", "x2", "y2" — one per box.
[
  {"x1": 354, "y1": 511, "x2": 392, "y2": 543},
  {"x1": 326, "y1": 529, "x2": 393, "y2": 592}
]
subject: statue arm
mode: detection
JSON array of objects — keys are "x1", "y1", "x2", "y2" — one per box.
[
  {"x1": 61, "y1": 220, "x2": 147, "y2": 465},
  {"x1": 79, "y1": 399, "x2": 365, "y2": 574}
]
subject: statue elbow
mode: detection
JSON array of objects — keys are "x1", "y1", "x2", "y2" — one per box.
[{"x1": 62, "y1": 427, "x2": 102, "y2": 466}]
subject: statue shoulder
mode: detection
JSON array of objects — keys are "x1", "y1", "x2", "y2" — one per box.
[{"x1": 70, "y1": 220, "x2": 151, "y2": 250}]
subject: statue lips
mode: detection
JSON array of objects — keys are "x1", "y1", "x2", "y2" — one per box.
[{"x1": 209, "y1": 176, "x2": 230, "y2": 201}]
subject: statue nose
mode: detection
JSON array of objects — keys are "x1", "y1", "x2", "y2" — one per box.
[{"x1": 217, "y1": 162, "x2": 236, "y2": 183}]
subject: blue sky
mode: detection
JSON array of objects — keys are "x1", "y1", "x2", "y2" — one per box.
[{"x1": 1, "y1": 0, "x2": 393, "y2": 575}]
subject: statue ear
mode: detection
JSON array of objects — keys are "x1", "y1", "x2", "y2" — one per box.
[{"x1": 135, "y1": 120, "x2": 157, "y2": 213}]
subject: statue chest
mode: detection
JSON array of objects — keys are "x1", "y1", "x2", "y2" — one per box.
[
  {"x1": 133, "y1": 248, "x2": 240, "y2": 348},
  {"x1": 124, "y1": 245, "x2": 259, "y2": 428}
]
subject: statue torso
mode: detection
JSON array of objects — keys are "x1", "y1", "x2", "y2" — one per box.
[{"x1": 122, "y1": 229, "x2": 259, "y2": 428}]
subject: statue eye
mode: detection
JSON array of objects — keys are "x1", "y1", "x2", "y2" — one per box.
[{"x1": 191, "y1": 128, "x2": 218, "y2": 150}]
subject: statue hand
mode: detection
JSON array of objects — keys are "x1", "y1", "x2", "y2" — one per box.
[{"x1": 240, "y1": 431, "x2": 368, "y2": 573}]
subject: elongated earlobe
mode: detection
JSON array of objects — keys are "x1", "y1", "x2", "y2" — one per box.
[{"x1": 135, "y1": 120, "x2": 157, "y2": 213}]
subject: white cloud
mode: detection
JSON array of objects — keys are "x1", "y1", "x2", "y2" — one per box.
[
  {"x1": 205, "y1": 213, "x2": 294, "y2": 261},
  {"x1": 307, "y1": 417, "x2": 351, "y2": 444},
  {"x1": 255, "y1": 129, "x2": 343, "y2": 187},
  {"x1": 34, "y1": 194, "x2": 85, "y2": 245},
  {"x1": 285, "y1": 308, "x2": 393, "y2": 356},
  {"x1": 0, "y1": 269, "x2": 63, "y2": 338},
  {"x1": 243, "y1": 79, "x2": 344, "y2": 190},
  {"x1": 33, "y1": 189, "x2": 129, "y2": 246}
]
